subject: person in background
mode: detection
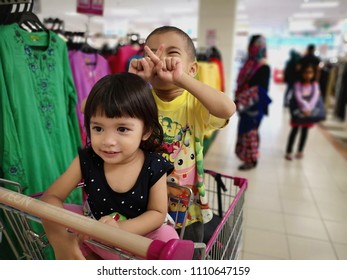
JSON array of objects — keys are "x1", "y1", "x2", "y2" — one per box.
[
  {"x1": 234, "y1": 34, "x2": 272, "y2": 171},
  {"x1": 285, "y1": 64, "x2": 320, "y2": 160},
  {"x1": 41, "y1": 73, "x2": 179, "y2": 260},
  {"x1": 129, "y1": 26, "x2": 236, "y2": 246},
  {"x1": 298, "y1": 44, "x2": 321, "y2": 81},
  {"x1": 283, "y1": 49, "x2": 301, "y2": 107}
]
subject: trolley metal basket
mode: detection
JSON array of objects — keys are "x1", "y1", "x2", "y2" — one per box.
[
  {"x1": 0, "y1": 169, "x2": 247, "y2": 260},
  {"x1": 201, "y1": 169, "x2": 247, "y2": 260}
]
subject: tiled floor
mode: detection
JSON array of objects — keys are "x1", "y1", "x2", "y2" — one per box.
[{"x1": 204, "y1": 83, "x2": 347, "y2": 260}]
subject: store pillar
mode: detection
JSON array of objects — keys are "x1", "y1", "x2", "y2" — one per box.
[{"x1": 197, "y1": 0, "x2": 237, "y2": 96}]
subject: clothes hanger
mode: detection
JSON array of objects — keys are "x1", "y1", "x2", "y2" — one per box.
[
  {"x1": 43, "y1": 17, "x2": 65, "y2": 34},
  {"x1": 18, "y1": 11, "x2": 48, "y2": 32},
  {"x1": 17, "y1": 8, "x2": 50, "y2": 51},
  {"x1": 0, "y1": 0, "x2": 46, "y2": 32},
  {"x1": 80, "y1": 42, "x2": 98, "y2": 54},
  {"x1": 80, "y1": 33, "x2": 99, "y2": 55},
  {"x1": 0, "y1": 0, "x2": 32, "y2": 25}
]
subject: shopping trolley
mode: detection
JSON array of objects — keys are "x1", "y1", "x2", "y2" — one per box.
[
  {"x1": 201, "y1": 169, "x2": 247, "y2": 259},
  {"x1": 0, "y1": 169, "x2": 247, "y2": 260}
]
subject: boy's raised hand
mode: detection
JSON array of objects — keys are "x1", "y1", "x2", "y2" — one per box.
[
  {"x1": 144, "y1": 45, "x2": 184, "y2": 84},
  {"x1": 128, "y1": 56, "x2": 154, "y2": 81},
  {"x1": 129, "y1": 45, "x2": 165, "y2": 82}
]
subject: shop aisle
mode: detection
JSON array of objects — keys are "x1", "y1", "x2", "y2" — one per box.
[{"x1": 204, "y1": 82, "x2": 347, "y2": 260}]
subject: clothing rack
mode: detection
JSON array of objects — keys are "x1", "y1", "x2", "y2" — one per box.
[
  {"x1": 0, "y1": 0, "x2": 32, "y2": 11},
  {"x1": 43, "y1": 17, "x2": 65, "y2": 34},
  {"x1": 0, "y1": 0, "x2": 33, "y2": 25},
  {"x1": 0, "y1": 0, "x2": 31, "y2": 4}
]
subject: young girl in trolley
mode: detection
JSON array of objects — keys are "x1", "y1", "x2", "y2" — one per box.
[{"x1": 41, "y1": 72, "x2": 179, "y2": 260}]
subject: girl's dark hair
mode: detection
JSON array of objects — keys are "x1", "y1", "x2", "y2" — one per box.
[
  {"x1": 299, "y1": 63, "x2": 317, "y2": 83},
  {"x1": 145, "y1": 26, "x2": 196, "y2": 61},
  {"x1": 84, "y1": 73, "x2": 163, "y2": 152}
]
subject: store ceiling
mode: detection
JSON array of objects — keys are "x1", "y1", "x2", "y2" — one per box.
[
  {"x1": 241, "y1": 0, "x2": 347, "y2": 32},
  {"x1": 35, "y1": 0, "x2": 347, "y2": 36}
]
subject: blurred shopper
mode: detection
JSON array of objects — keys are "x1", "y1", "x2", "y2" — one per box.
[
  {"x1": 283, "y1": 49, "x2": 301, "y2": 107},
  {"x1": 285, "y1": 63, "x2": 325, "y2": 160},
  {"x1": 234, "y1": 35, "x2": 272, "y2": 171},
  {"x1": 298, "y1": 44, "x2": 321, "y2": 81}
]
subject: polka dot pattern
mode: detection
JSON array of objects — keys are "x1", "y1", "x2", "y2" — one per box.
[{"x1": 79, "y1": 148, "x2": 173, "y2": 220}]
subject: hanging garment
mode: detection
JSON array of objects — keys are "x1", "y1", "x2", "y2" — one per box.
[
  {"x1": 69, "y1": 50, "x2": 111, "y2": 144},
  {"x1": 197, "y1": 61, "x2": 222, "y2": 91},
  {"x1": 0, "y1": 23, "x2": 82, "y2": 201},
  {"x1": 108, "y1": 44, "x2": 141, "y2": 73}
]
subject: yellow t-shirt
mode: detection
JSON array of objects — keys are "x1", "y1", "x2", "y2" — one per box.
[{"x1": 153, "y1": 90, "x2": 227, "y2": 227}]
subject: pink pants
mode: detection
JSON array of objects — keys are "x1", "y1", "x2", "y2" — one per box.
[{"x1": 64, "y1": 204, "x2": 179, "y2": 260}]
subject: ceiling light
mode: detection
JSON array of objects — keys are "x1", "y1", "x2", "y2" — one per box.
[
  {"x1": 292, "y1": 12, "x2": 325, "y2": 18},
  {"x1": 107, "y1": 9, "x2": 141, "y2": 17},
  {"x1": 164, "y1": 7, "x2": 195, "y2": 14},
  {"x1": 288, "y1": 19, "x2": 316, "y2": 32},
  {"x1": 301, "y1": 1, "x2": 339, "y2": 8},
  {"x1": 237, "y1": 14, "x2": 248, "y2": 20},
  {"x1": 236, "y1": 19, "x2": 250, "y2": 25}
]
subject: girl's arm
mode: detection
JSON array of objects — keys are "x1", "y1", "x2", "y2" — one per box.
[
  {"x1": 294, "y1": 82, "x2": 320, "y2": 112},
  {"x1": 41, "y1": 156, "x2": 84, "y2": 259},
  {"x1": 104, "y1": 174, "x2": 168, "y2": 236},
  {"x1": 294, "y1": 82, "x2": 309, "y2": 111},
  {"x1": 306, "y1": 82, "x2": 320, "y2": 111}
]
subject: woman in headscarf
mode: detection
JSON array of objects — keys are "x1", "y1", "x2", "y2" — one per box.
[{"x1": 235, "y1": 34, "x2": 272, "y2": 170}]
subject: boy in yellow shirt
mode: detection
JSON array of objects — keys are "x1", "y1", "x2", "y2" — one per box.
[{"x1": 129, "y1": 26, "x2": 236, "y2": 245}]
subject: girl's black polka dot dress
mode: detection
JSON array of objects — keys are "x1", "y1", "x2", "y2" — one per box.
[{"x1": 79, "y1": 147, "x2": 173, "y2": 220}]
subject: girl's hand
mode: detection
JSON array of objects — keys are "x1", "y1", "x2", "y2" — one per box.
[
  {"x1": 303, "y1": 110, "x2": 311, "y2": 116},
  {"x1": 98, "y1": 215, "x2": 120, "y2": 228},
  {"x1": 75, "y1": 215, "x2": 120, "y2": 243}
]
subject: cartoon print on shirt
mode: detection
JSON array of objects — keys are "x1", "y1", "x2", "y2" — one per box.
[
  {"x1": 161, "y1": 116, "x2": 183, "y2": 141},
  {"x1": 195, "y1": 137, "x2": 213, "y2": 223},
  {"x1": 166, "y1": 124, "x2": 197, "y2": 189},
  {"x1": 160, "y1": 115, "x2": 213, "y2": 224},
  {"x1": 168, "y1": 193, "x2": 189, "y2": 227}
]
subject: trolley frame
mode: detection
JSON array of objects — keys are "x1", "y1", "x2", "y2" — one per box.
[{"x1": 0, "y1": 169, "x2": 247, "y2": 260}]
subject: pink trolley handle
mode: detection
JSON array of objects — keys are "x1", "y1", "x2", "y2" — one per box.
[
  {"x1": 0, "y1": 186, "x2": 194, "y2": 260},
  {"x1": 147, "y1": 239, "x2": 194, "y2": 260}
]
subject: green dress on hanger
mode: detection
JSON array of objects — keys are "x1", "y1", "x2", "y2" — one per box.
[{"x1": 0, "y1": 23, "x2": 82, "y2": 259}]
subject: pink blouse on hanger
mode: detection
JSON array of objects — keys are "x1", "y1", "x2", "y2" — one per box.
[
  {"x1": 108, "y1": 44, "x2": 141, "y2": 73},
  {"x1": 69, "y1": 50, "x2": 111, "y2": 144}
]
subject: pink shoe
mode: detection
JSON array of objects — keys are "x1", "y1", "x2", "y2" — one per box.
[
  {"x1": 285, "y1": 154, "x2": 292, "y2": 161},
  {"x1": 296, "y1": 153, "x2": 304, "y2": 159}
]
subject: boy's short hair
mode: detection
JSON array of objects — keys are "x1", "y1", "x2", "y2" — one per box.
[{"x1": 145, "y1": 26, "x2": 196, "y2": 61}]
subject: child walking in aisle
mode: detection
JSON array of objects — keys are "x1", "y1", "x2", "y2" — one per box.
[
  {"x1": 285, "y1": 63, "x2": 322, "y2": 160},
  {"x1": 41, "y1": 73, "x2": 179, "y2": 260},
  {"x1": 129, "y1": 26, "x2": 236, "y2": 245}
]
